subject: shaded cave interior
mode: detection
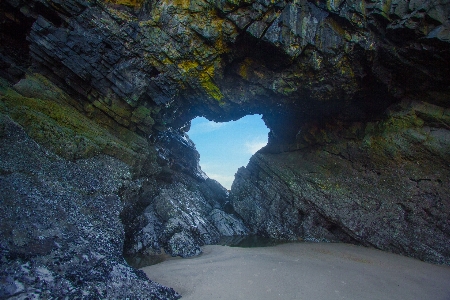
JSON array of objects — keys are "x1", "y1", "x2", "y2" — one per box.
[{"x1": 3, "y1": 0, "x2": 449, "y2": 264}]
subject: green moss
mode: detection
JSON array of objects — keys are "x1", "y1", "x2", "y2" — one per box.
[
  {"x1": 360, "y1": 107, "x2": 436, "y2": 160},
  {"x1": 363, "y1": 114, "x2": 419, "y2": 146},
  {"x1": 375, "y1": 114, "x2": 424, "y2": 135},
  {"x1": 362, "y1": 135, "x2": 401, "y2": 160},
  {"x1": 131, "y1": 106, "x2": 155, "y2": 133},
  {"x1": 412, "y1": 101, "x2": 449, "y2": 128},
  {"x1": 0, "y1": 78, "x2": 148, "y2": 166},
  {"x1": 131, "y1": 106, "x2": 152, "y2": 123},
  {"x1": 92, "y1": 98, "x2": 132, "y2": 127}
]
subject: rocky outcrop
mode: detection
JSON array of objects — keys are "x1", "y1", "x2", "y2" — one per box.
[
  {"x1": 1, "y1": 0, "x2": 450, "y2": 297},
  {"x1": 2, "y1": 0, "x2": 449, "y2": 136},
  {"x1": 120, "y1": 125, "x2": 248, "y2": 258},
  {"x1": 122, "y1": 169, "x2": 248, "y2": 258}
]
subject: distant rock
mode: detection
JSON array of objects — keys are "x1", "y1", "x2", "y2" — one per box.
[
  {"x1": 123, "y1": 154, "x2": 249, "y2": 258},
  {"x1": 209, "y1": 209, "x2": 249, "y2": 237}
]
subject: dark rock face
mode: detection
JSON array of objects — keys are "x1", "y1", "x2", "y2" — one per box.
[
  {"x1": 6, "y1": 0, "x2": 449, "y2": 135},
  {"x1": 231, "y1": 100, "x2": 450, "y2": 264},
  {"x1": 1, "y1": 0, "x2": 450, "y2": 297},
  {"x1": 0, "y1": 114, "x2": 179, "y2": 299}
]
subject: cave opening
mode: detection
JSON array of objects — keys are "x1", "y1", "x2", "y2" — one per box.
[{"x1": 187, "y1": 114, "x2": 269, "y2": 190}]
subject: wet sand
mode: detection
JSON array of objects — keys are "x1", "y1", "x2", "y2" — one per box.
[{"x1": 142, "y1": 243, "x2": 450, "y2": 300}]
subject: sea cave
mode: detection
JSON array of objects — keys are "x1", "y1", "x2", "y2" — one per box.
[{"x1": 0, "y1": 0, "x2": 449, "y2": 298}]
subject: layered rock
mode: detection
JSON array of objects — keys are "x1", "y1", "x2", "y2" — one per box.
[
  {"x1": 123, "y1": 177, "x2": 248, "y2": 258},
  {"x1": 2, "y1": 0, "x2": 448, "y2": 136},
  {"x1": 120, "y1": 126, "x2": 248, "y2": 258}
]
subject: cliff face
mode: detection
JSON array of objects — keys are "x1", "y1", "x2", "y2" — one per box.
[
  {"x1": 232, "y1": 101, "x2": 450, "y2": 264},
  {"x1": 1, "y1": 0, "x2": 449, "y2": 297}
]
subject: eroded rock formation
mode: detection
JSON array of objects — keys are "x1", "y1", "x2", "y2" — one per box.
[{"x1": 1, "y1": 0, "x2": 449, "y2": 297}]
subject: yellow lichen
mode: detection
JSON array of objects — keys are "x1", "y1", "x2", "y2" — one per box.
[
  {"x1": 238, "y1": 58, "x2": 253, "y2": 79},
  {"x1": 175, "y1": 60, "x2": 224, "y2": 102},
  {"x1": 198, "y1": 64, "x2": 224, "y2": 102},
  {"x1": 104, "y1": 0, "x2": 144, "y2": 8},
  {"x1": 173, "y1": 0, "x2": 190, "y2": 9},
  {"x1": 200, "y1": 78, "x2": 224, "y2": 101},
  {"x1": 143, "y1": 54, "x2": 165, "y2": 71},
  {"x1": 178, "y1": 61, "x2": 199, "y2": 73}
]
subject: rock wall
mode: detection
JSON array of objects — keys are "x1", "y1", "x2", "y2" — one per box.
[
  {"x1": 1, "y1": 0, "x2": 450, "y2": 297},
  {"x1": 231, "y1": 100, "x2": 450, "y2": 264}
]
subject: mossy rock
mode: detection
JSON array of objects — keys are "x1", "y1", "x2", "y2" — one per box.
[
  {"x1": 0, "y1": 76, "x2": 150, "y2": 168},
  {"x1": 131, "y1": 106, "x2": 155, "y2": 133}
]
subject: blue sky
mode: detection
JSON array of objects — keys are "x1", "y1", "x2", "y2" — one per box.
[{"x1": 188, "y1": 114, "x2": 269, "y2": 190}]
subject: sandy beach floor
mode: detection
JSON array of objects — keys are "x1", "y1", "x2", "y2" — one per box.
[{"x1": 142, "y1": 243, "x2": 450, "y2": 300}]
